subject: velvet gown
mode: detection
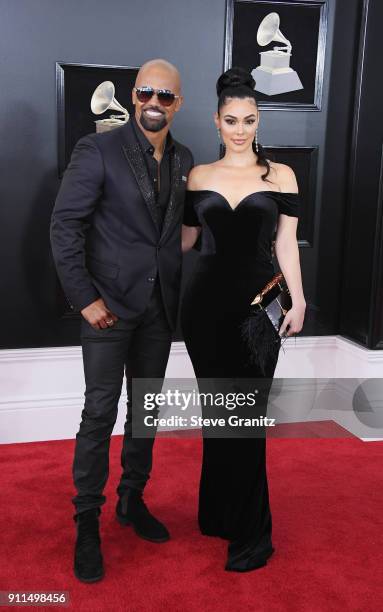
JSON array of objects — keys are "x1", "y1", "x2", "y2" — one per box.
[{"x1": 180, "y1": 188, "x2": 300, "y2": 571}]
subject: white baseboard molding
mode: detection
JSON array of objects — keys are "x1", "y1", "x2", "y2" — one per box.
[{"x1": 0, "y1": 336, "x2": 382, "y2": 444}]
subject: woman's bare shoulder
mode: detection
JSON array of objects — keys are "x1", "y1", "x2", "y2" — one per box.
[
  {"x1": 267, "y1": 160, "x2": 294, "y2": 173},
  {"x1": 187, "y1": 163, "x2": 217, "y2": 190},
  {"x1": 266, "y1": 161, "x2": 299, "y2": 192}
]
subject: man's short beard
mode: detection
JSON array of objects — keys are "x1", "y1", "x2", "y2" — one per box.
[{"x1": 139, "y1": 113, "x2": 168, "y2": 132}]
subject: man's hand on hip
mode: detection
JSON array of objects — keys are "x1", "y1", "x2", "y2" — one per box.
[{"x1": 81, "y1": 298, "x2": 119, "y2": 330}]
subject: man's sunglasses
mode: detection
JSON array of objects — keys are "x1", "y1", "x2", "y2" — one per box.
[{"x1": 134, "y1": 86, "x2": 179, "y2": 107}]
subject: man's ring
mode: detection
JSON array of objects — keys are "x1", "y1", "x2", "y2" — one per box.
[{"x1": 106, "y1": 318, "x2": 114, "y2": 326}]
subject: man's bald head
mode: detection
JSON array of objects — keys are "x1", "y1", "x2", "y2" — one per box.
[{"x1": 135, "y1": 59, "x2": 181, "y2": 94}]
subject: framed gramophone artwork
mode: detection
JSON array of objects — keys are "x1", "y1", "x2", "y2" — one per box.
[
  {"x1": 224, "y1": 0, "x2": 328, "y2": 110},
  {"x1": 56, "y1": 62, "x2": 139, "y2": 177}
]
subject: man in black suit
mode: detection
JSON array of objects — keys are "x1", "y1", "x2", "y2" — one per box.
[{"x1": 50, "y1": 58, "x2": 194, "y2": 582}]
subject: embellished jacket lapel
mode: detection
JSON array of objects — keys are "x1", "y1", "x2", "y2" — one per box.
[
  {"x1": 160, "y1": 149, "x2": 182, "y2": 242},
  {"x1": 120, "y1": 123, "x2": 159, "y2": 235}
]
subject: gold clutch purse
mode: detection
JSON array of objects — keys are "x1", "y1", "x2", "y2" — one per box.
[{"x1": 240, "y1": 272, "x2": 292, "y2": 375}]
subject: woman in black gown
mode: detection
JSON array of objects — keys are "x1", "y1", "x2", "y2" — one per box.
[{"x1": 180, "y1": 68, "x2": 306, "y2": 572}]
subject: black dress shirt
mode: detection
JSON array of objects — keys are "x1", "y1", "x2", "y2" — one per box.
[{"x1": 130, "y1": 114, "x2": 174, "y2": 233}]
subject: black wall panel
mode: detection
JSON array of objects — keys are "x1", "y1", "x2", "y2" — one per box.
[{"x1": 0, "y1": 0, "x2": 372, "y2": 349}]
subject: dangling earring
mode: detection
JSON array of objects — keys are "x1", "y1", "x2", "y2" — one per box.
[
  {"x1": 217, "y1": 127, "x2": 225, "y2": 149},
  {"x1": 254, "y1": 128, "x2": 259, "y2": 153}
]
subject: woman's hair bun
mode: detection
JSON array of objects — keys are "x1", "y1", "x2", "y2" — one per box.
[{"x1": 216, "y1": 67, "x2": 255, "y2": 97}]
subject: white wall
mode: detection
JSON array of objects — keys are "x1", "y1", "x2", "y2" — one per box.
[{"x1": 1, "y1": 336, "x2": 383, "y2": 444}]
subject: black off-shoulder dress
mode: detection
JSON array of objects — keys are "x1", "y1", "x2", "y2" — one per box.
[{"x1": 181, "y1": 188, "x2": 300, "y2": 572}]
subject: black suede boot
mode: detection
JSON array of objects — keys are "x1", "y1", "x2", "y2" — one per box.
[
  {"x1": 116, "y1": 488, "x2": 170, "y2": 543},
  {"x1": 74, "y1": 508, "x2": 104, "y2": 583}
]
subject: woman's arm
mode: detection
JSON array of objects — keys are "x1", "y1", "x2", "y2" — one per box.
[
  {"x1": 274, "y1": 165, "x2": 306, "y2": 336},
  {"x1": 275, "y1": 218, "x2": 305, "y2": 307},
  {"x1": 181, "y1": 165, "x2": 204, "y2": 252}
]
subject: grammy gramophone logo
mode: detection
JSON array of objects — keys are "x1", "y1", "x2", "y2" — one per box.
[
  {"x1": 252, "y1": 12, "x2": 303, "y2": 96},
  {"x1": 90, "y1": 80, "x2": 129, "y2": 133}
]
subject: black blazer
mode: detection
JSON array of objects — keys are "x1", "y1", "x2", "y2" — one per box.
[{"x1": 50, "y1": 119, "x2": 194, "y2": 330}]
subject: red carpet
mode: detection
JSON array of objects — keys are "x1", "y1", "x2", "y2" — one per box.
[{"x1": 1, "y1": 429, "x2": 383, "y2": 611}]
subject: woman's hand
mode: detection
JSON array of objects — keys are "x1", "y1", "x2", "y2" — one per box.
[
  {"x1": 182, "y1": 225, "x2": 201, "y2": 252},
  {"x1": 279, "y1": 301, "x2": 306, "y2": 338}
]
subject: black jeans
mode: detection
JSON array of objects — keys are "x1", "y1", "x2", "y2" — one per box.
[{"x1": 72, "y1": 280, "x2": 172, "y2": 514}]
